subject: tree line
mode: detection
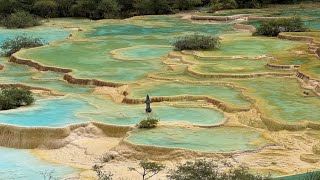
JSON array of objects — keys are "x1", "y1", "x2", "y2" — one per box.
[
  {"x1": 0, "y1": 0, "x2": 317, "y2": 28},
  {"x1": 0, "y1": 0, "x2": 206, "y2": 20},
  {"x1": 0, "y1": 0, "x2": 315, "y2": 20}
]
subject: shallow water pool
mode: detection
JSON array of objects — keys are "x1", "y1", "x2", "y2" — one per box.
[
  {"x1": 0, "y1": 147, "x2": 78, "y2": 180},
  {"x1": 0, "y1": 97, "x2": 93, "y2": 127},
  {"x1": 127, "y1": 126, "x2": 271, "y2": 152},
  {"x1": 128, "y1": 82, "x2": 252, "y2": 109}
]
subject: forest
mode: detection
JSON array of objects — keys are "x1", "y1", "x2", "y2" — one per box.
[{"x1": 0, "y1": 0, "x2": 314, "y2": 20}]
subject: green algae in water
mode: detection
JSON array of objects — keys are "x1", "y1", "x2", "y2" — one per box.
[
  {"x1": 19, "y1": 39, "x2": 168, "y2": 82},
  {"x1": 236, "y1": 78, "x2": 320, "y2": 123},
  {"x1": 79, "y1": 95, "x2": 225, "y2": 126},
  {"x1": 0, "y1": 57, "x2": 94, "y2": 95},
  {"x1": 196, "y1": 33, "x2": 302, "y2": 57},
  {"x1": 85, "y1": 105, "x2": 225, "y2": 126},
  {"x1": 127, "y1": 126, "x2": 270, "y2": 152},
  {"x1": 17, "y1": 15, "x2": 233, "y2": 83},
  {"x1": 274, "y1": 171, "x2": 320, "y2": 180},
  {"x1": 128, "y1": 82, "x2": 252, "y2": 109},
  {"x1": 86, "y1": 16, "x2": 233, "y2": 38},
  {"x1": 0, "y1": 147, "x2": 78, "y2": 180},
  {"x1": 32, "y1": 72, "x2": 64, "y2": 79},
  {"x1": 189, "y1": 58, "x2": 285, "y2": 74},
  {"x1": 115, "y1": 46, "x2": 172, "y2": 60}
]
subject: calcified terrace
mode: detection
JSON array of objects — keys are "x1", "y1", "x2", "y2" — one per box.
[{"x1": 0, "y1": 2, "x2": 320, "y2": 179}]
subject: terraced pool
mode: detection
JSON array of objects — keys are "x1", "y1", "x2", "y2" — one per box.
[
  {"x1": 0, "y1": 6, "x2": 319, "y2": 178},
  {"x1": 0, "y1": 147, "x2": 78, "y2": 180},
  {"x1": 127, "y1": 126, "x2": 271, "y2": 152}
]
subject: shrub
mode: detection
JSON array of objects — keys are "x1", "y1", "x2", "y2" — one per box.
[
  {"x1": 173, "y1": 33, "x2": 221, "y2": 51},
  {"x1": 1, "y1": 11, "x2": 41, "y2": 28},
  {"x1": 33, "y1": 0, "x2": 58, "y2": 18},
  {"x1": 138, "y1": 117, "x2": 159, "y2": 129},
  {"x1": 129, "y1": 160, "x2": 165, "y2": 180},
  {"x1": 134, "y1": 0, "x2": 172, "y2": 15},
  {"x1": 0, "y1": 87, "x2": 35, "y2": 110},
  {"x1": 174, "y1": 0, "x2": 202, "y2": 10},
  {"x1": 0, "y1": 0, "x2": 20, "y2": 17},
  {"x1": 209, "y1": 0, "x2": 238, "y2": 12},
  {"x1": 222, "y1": 166, "x2": 272, "y2": 180},
  {"x1": 302, "y1": 171, "x2": 320, "y2": 180},
  {"x1": 167, "y1": 160, "x2": 220, "y2": 180},
  {"x1": 98, "y1": 0, "x2": 121, "y2": 18},
  {"x1": 236, "y1": 0, "x2": 262, "y2": 8},
  {"x1": 40, "y1": 170, "x2": 59, "y2": 180},
  {"x1": 167, "y1": 160, "x2": 272, "y2": 180},
  {"x1": 254, "y1": 17, "x2": 306, "y2": 37},
  {"x1": 93, "y1": 165, "x2": 114, "y2": 180},
  {"x1": 0, "y1": 35, "x2": 46, "y2": 56}
]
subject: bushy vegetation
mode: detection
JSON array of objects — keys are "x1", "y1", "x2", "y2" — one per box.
[
  {"x1": 302, "y1": 171, "x2": 320, "y2": 180},
  {"x1": 0, "y1": 35, "x2": 46, "y2": 56},
  {"x1": 173, "y1": 33, "x2": 221, "y2": 51},
  {"x1": 93, "y1": 165, "x2": 114, "y2": 180},
  {"x1": 0, "y1": 0, "x2": 315, "y2": 23},
  {"x1": 92, "y1": 159, "x2": 319, "y2": 179},
  {"x1": 1, "y1": 11, "x2": 41, "y2": 28},
  {"x1": 0, "y1": 0, "x2": 208, "y2": 21},
  {"x1": 210, "y1": 0, "x2": 304, "y2": 10},
  {"x1": 138, "y1": 117, "x2": 159, "y2": 129},
  {"x1": 209, "y1": 0, "x2": 238, "y2": 12},
  {"x1": 254, "y1": 17, "x2": 306, "y2": 37},
  {"x1": 167, "y1": 160, "x2": 272, "y2": 180},
  {"x1": 0, "y1": 87, "x2": 35, "y2": 110}
]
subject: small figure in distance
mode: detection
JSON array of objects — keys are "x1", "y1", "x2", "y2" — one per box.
[{"x1": 145, "y1": 95, "x2": 152, "y2": 113}]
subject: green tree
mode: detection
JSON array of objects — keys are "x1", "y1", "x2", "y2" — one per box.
[
  {"x1": 174, "y1": 0, "x2": 202, "y2": 10},
  {"x1": 129, "y1": 160, "x2": 165, "y2": 180},
  {"x1": 173, "y1": 33, "x2": 221, "y2": 51},
  {"x1": 0, "y1": 35, "x2": 45, "y2": 56},
  {"x1": 98, "y1": 0, "x2": 121, "y2": 18},
  {"x1": 55, "y1": 0, "x2": 75, "y2": 17},
  {"x1": 1, "y1": 11, "x2": 41, "y2": 28},
  {"x1": 209, "y1": 0, "x2": 238, "y2": 12},
  {"x1": 0, "y1": 96, "x2": 15, "y2": 110},
  {"x1": 71, "y1": 0, "x2": 101, "y2": 19},
  {"x1": 0, "y1": 0, "x2": 19, "y2": 17},
  {"x1": 134, "y1": 0, "x2": 172, "y2": 15},
  {"x1": 117, "y1": 0, "x2": 135, "y2": 17},
  {"x1": 167, "y1": 160, "x2": 220, "y2": 180},
  {"x1": 221, "y1": 166, "x2": 271, "y2": 180},
  {"x1": 33, "y1": 0, "x2": 58, "y2": 17},
  {"x1": 168, "y1": 160, "x2": 272, "y2": 180},
  {"x1": 254, "y1": 17, "x2": 306, "y2": 36},
  {"x1": 2, "y1": 87, "x2": 34, "y2": 106},
  {"x1": 138, "y1": 117, "x2": 159, "y2": 129},
  {"x1": 0, "y1": 87, "x2": 34, "y2": 110},
  {"x1": 17, "y1": 0, "x2": 37, "y2": 12},
  {"x1": 93, "y1": 165, "x2": 114, "y2": 180}
]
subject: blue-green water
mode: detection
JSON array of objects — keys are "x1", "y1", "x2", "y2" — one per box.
[
  {"x1": 274, "y1": 171, "x2": 320, "y2": 180},
  {"x1": 0, "y1": 147, "x2": 78, "y2": 180},
  {"x1": 0, "y1": 97, "x2": 93, "y2": 127},
  {"x1": 86, "y1": 104, "x2": 225, "y2": 126},
  {"x1": 127, "y1": 126, "x2": 271, "y2": 152},
  {"x1": 246, "y1": 20, "x2": 320, "y2": 30},
  {"x1": 118, "y1": 46, "x2": 172, "y2": 60},
  {"x1": 129, "y1": 82, "x2": 252, "y2": 109},
  {"x1": 86, "y1": 16, "x2": 233, "y2": 38},
  {"x1": 0, "y1": 28, "x2": 70, "y2": 44}
]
